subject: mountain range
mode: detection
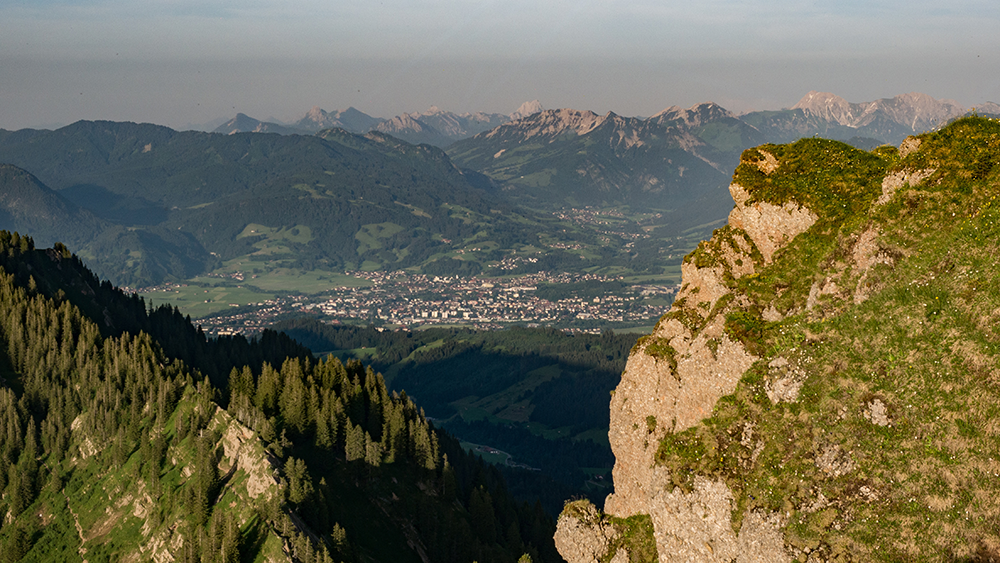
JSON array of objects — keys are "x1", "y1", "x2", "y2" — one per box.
[
  {"x1": 1, "y1": 91, "x2": 995, "y2": 289},
  {"x1": 215, "y1": 100, "x2": 545, "y2": 148},
  {"x1": 213, "y1": 92, "x2": 996, "y2": 149},
  {"x1": 446, "y1": 102, "x2": 762, "y2": 211}
]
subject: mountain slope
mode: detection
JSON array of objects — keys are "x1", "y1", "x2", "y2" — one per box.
[
  {"x1": 446, "y1": 103, "x2": 760, "y2": 228},
  {"x1": 0, "y1": 234, "x2": 560, "y2": 562},
  {"x1": 556, "y1": 116, "x2": 1000, "y2": 561},
  {"x1": 0, "y1": 164, "x2": 104, "y2": 249},
  {"x1": 0, "y1": 164, "x2": 217, "y2": 286},
  {"x1": 272, "y1": 318, "x2": 633, "y2": 512},
  {"x1": 0, "y1": 121, "x2": 541, "y2": 286}
]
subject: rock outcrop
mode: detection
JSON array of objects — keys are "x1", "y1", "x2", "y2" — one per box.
[
  {"x1": 556, "y1": 139, "x2": 870, "y2": 562},
  {"x1": 555, "y1": 502, "x2": 622, "y2": 563},
  {"x1": 557, "y1": 118, "x2": 1000, "y2": 562},
  {"x1": 563, "y1": 147, "x2": 818, "y2": 561}
]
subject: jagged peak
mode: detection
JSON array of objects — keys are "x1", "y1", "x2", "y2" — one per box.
[
  {"x1": 791, "y1": 90, "x2": 849, "y2": 109},
  {"x1": 652, "y1": 101, "x2": 735, "y2": 128},
  {"x1": 381, "y1": 113, "x2": 425, "y2": 129},
  {"x1": 488, "y1": 108, "x2": 604, "y2": 141},
  {"x1": 214, "y1": 113, "x2": 284, "y2": 135}
]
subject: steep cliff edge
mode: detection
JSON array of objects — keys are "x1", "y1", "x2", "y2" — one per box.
[{"x1": 557, "y1": 116, "x2": 1000, "y2": 562}]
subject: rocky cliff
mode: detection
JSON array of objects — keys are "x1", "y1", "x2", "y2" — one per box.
[{"x1": 556, "y1": 116, "x2": 1000, "y2": 562}]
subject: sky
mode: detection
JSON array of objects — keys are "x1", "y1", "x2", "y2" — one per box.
[{"x1": 1, "y1": 0, "x2": 999, "y2": 130}]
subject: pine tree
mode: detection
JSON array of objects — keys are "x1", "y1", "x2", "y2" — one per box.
[
  {"x1": 278, "y1": 359, "x2": 308, "y2": 435},
  {"x1": 364, "y1": 433, "x2": 382, "y2": 467},
  {"x1": 285, "y1": 457, "x2": 315, "y2": 505},
  {"x1": 469, "y1": 486, "x2": 497, "y2": 544},
  {"x1": 255, "y1": 363, "x2": 280, "y2": 414},
  {"x1": 344, "y1": 420, "x2": 364, "y2": 462}
]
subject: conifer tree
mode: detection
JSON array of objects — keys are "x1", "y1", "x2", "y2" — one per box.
[{"x1": 344, "y1": 420, "x2": 364, "y2": 462}]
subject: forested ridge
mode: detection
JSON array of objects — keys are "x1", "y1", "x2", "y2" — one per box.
[
  {"x1": 0, "y1": 123, "x2": 550, "y2": 287},
  {"x1": 0, "y1": 231, "x2": 558, "y2": 562},
  {"x1": 0, "y1": 122, "x2": 706, "y2": 288}
]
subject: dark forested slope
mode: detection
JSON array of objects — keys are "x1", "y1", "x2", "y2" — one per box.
[{"x1": 0, "y1": 232, "x2": 559, "y2": 563}]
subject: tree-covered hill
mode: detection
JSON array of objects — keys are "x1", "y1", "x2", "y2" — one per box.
[
  {"x1": 0, "y1": 121, "x2": 543, "y2": 286},
  {"x1": 0, "y1": 164, "x2": 105, "y2": 250},
  {"x1": 0, "y1": 121, "x2": 695, "y2": 289},
  {"x1": 0, "y1": 232, "x2": 559, "y2": 562}
]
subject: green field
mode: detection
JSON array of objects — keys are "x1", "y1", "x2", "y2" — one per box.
[
  {"x1": 142, "y1": 283, "x2": 276, "y2": 318},
  {"x1": 141, "y1": 262, "x2": 374, "y2": 318}
]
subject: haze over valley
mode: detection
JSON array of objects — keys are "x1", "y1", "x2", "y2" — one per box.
[{"x1": 1, "y1": 0, "x2": 999, "y2": 561}]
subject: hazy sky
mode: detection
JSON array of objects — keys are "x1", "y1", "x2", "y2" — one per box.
[{"x1": 1, "y1": 0, "x2": 998, "y2": 130}]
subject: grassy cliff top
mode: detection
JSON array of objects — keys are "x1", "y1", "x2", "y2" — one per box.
[{"x1": 733, "y1": 116, "x2": 1000, "y2": 225}]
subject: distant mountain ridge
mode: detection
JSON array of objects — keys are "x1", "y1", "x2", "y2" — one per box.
[
  {"x1": 293, "y1": 106, "x2": 383, "y2": 133},
  {"x1": 209, "y1": 92, "x2": 983, "y2": 150},
  {"x1": 741, "y1": 91, "x2": 972, "y2": 144},
  {"x1": 446, "y1": 101, "x2": 763, "y2": 213},
  {"x1": 218, "y1": 101, "x2": 545, "y2": 147},
  {"x1": 790, "y1": 91, "x2": 963, "y2": 131},
  {"x1": 446, "y1": 91, "x2": 984, "y2": 212}
]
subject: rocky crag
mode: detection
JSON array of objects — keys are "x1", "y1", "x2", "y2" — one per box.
[{"x1": 556, "y1": 116, "x2": 1000, "y2": 561}]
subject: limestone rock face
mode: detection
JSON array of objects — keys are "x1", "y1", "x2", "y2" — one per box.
[
  {"x1": 554, "y1": 503, "x2": 620, "y2": 563},
  {"x1": 603, "y1": 313, "x2": 757, "y2": 520},
  {"x1": 648, "y1": 477, "x2": 787, "y2": 563},
  {"x1": 211, "y1": 407, "x2": 283, "y2": 501},
  {"x1": 556, "y1": 155, "x2": 827, "y2": 562},
  {"x1": 728, "y1": 182, "x2": 818, "y2": 263}
]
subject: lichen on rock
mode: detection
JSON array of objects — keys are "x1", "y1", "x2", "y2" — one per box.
[{"x1": 555, "y1": 501, "x2": 621, "y2": 563}]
